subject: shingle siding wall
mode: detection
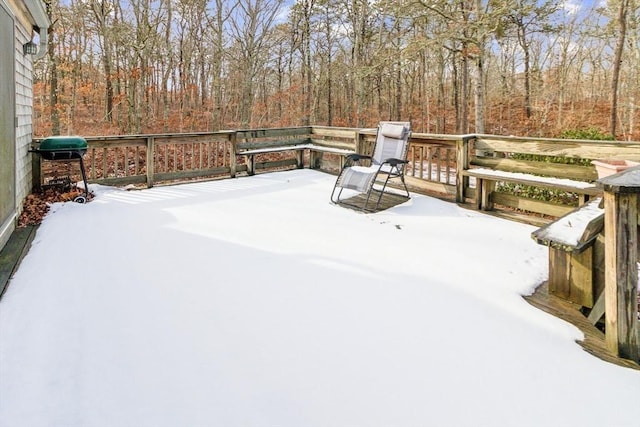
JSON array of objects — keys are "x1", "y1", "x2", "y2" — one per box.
[{"x1": 14, "y1": 19, "x2": 33, "y2": 213}]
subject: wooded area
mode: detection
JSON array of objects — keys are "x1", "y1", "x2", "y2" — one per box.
[{"x1": 34, "y1": 0, "x2": 640, "y2": 140}]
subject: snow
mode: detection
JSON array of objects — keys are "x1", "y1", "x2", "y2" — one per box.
[
  {"x1": 1, "y1": 169, "x2": 638, "y2": 427},
  {"x1": 468, "y1": 168, "x2": 597, "y2": 189},
  {"x1": 534, "y1": 198, "x2": 604, "y2": 247}
]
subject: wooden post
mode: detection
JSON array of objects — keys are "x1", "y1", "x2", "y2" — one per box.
[
  {"x1": 296, "y1": 149, "x2": 304, "y2": 169},
  {"x1": 229, "y1": 132, "x2": 237, "y2": 178},
  {"x1": 548, "y1": 246, "x2": 594, "y2": 308},
  {"x1": 355, "y1": 130, "x2": 365, "y2": 155},
  {"x1": 456, "y1": 135, "x2": 472, "y2": 203},
  {"x1": 599, "y1": 167, "x2": 640, "y2": 362},
  {"x1": 309, "y1": 150, "x2": 317, "y2": 169},
  {"x1": 146, "y1": 137, "x2": 154, "y2": 188},
  {"x1": 480, "y1": 179, "x2": 496, "y2": 211},
  {"x1": 246, "y1": 155, "x2": 255, "y2": 175},
  {"x1": 31, "y1": 144, "x2": 41, "y2": 192}
]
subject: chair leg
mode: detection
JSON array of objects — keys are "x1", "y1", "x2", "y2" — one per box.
[
  {"x1": 363, "y1": 184, "x2": 377, "y2": 211},
  {"x1": 398, "y1": 172, "x2": 410, "y2": 198},
  {"x1": 332, "y1": 162, "x2": 411, "y2": 212},
  {"x1": 331, "y1": 185, "x2": 345, "y2": 204},
  {"x1": 330, "y1": 167, "x2": 349, "y2": 204},
  {"x1": 368, "y1": 173, "x2": 389, "y2": 211},
  {"x1": 372, "y1": 167, "x2": 410, "y2": 211}
]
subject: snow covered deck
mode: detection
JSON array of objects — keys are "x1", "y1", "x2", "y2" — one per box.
[{"x1": 1, "y1": 170, "x2": 638, "y2": 427}]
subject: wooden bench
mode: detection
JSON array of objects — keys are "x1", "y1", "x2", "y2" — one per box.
[
  {"x1": 531, "y1": 197, "x2": 605, "y2": 309},
  {"x1": 237, "y1": 140, "x2": 355, "y2": 175},
  {"x1": 463, "y1": 168, "x2": 600, "y2": 211}
]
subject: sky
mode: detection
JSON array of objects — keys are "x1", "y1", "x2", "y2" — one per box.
[{"x1": 0, "y1": 169, "x2": 638, "y2": 427}]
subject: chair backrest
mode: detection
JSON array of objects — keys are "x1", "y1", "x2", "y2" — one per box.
[{"x1": 371, "y1": 121, "x2": 411, "y2": 166}]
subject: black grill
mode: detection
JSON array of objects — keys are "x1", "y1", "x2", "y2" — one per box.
[{"x1": 30, "y1": 136, "x2": 89, "y2": 203}]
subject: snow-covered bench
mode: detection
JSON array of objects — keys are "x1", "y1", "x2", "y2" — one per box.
[
  {"x1": 531, "y1": 197, "x2": 604, "y2": 309},
  {"x1": 237, "y1": 141, "x2": 355, "y2": 175},
  {"x1": 462, "y1": 168, "x2": 600, "y2": 211}
]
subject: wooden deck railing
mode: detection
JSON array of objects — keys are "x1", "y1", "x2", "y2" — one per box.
[
  {"x1": 75, "y1": 131, "x2": 236, "y2": 187},
  {"x1": 32, "y1": 127, "x2": 640, "y2": 220},
  {"x1": 458, "y1": 134, "x2": 640, "y2": 217},
  {"x1": 32, "y1": 126, "x2": 462, "y2": 193}
]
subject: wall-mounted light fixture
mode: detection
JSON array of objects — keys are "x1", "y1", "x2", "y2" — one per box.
[{"x1": 23, "y1": 41, "x2": 38, "y2": 55}]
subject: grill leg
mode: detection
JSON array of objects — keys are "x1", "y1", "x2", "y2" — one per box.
[{"x1": 75, "y1": 157, "x2": 89, "y2": 203}]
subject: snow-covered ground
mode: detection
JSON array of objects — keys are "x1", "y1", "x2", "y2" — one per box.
[{"x1": 1, "y1": 169, "x2": 638, "y2": 427}]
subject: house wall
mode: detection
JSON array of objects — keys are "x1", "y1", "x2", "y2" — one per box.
[
  {"x1": 0, "y1": 1, "x2": 17, "y2": 251},
  {"x1": 14, "y1": 18, "x2": 34, "y2": 208},
  {"x1": 0, "y1": 0, "x2": 46, "y2": 250}
]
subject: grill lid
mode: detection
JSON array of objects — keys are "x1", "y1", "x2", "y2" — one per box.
[{"x1": 40, "y1": 136, "x2": 87, "y2": 151}]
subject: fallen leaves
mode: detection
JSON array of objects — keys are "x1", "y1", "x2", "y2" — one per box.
[{"x1": 18, "y1": 187, "x2": 93, "y2": 227}]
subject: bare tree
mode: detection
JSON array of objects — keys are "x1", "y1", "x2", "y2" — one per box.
[
  {"x1": 504, "y1": 0, "x2": 559, "y2": 119},
  {"x1": 208, "y1": 0, "x2": 235, "y2": 130},
  {"x1": 343, "y1": 0, "x2": 376, "y2": 125},
  {"x1": 44, "y1": 0, "x2": 60, "y2": 135},
  {"x1": 90, "y1": 0, "x2": 115, "y2": 123},
  {"x1": 314, "y1": 0, "x2": 339, "y2": 125},
  {"x1": 228, "y1": 0, "x2": 284, "y2": 127},
  {"x1": 610, "y1": 0, "x2": 632, "y2": 136},
  {"x1": 290, "y1": 0, "x2": 316, "y2": 125}
]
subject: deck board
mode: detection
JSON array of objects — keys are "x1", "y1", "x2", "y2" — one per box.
[
  {"x1": 336, "y1": 190, "x2": 410, "y2": 212},
  {"x1": 525, "y1": 282, "x2": 639, "y2": 370},
  {"x1": 0, "y1": 226, "x2": 37, "y2": 298},
  {"x1": 3, "y1": 193, "x2": 637, "y2": 370}
]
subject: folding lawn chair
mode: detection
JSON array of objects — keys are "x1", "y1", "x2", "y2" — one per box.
[{"x1": 330, "y1": 121, "x2": 411, "y2": 211}]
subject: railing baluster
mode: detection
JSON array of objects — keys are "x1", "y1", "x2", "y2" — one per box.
[
  {"x1": 135, "y1": 146, "x2": 139, "y2": 176},
  {"x1": 146, "y1": 137, "x2": 155, "y2": 187},
  {"x1": 90, "y1": 148, "x2": 96, "y2": 180},
  {"x1": 427, "y1": 147, "x2": 432, "y2": 181},
  {"x1": 445, "y1": 148, "x2": 451, "y2": 184},
  {"x1": 102, "y1": 147, "x2": 107, "y2": 179}
]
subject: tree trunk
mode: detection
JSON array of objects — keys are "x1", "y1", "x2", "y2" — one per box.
[
  {"x1": 473, "y1": 0, "x2": 485, "y2": 134},
  {"x1": 460, "y1": 52, "x2": 469, "y2": 134},
  {"x1": 474, "y1": 53, "x2": 485, "y2": 134},
  {"x1": 611, "y1": 0, "x2": 629, "y2": 137},
  {"x1": 46, "y1": 1, "x2": 60, "y2": 135},
  {"x1": 516, "y1": 24, "x2": 532, "y2": 119}
]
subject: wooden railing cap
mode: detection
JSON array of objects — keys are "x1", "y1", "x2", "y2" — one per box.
[{"x1": 597, "y1": 166, "x2": 640, "y2": 193}]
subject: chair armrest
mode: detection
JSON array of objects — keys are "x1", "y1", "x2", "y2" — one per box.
[
  {"x1": 383, "y1": 158, "x2": 408, "y2": 167},
  {"x1": 346, "y1": 153, "x2": 372, "y2": 162}
]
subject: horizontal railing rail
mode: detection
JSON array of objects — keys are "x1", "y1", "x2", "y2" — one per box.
[{"x1": 460, "y1": 134, "x2": 640, "y2": 217}]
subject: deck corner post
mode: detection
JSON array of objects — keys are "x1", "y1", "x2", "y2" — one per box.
[
  {"x1": 146, "y1": 137, "x2": 155, "y2": 188},
  {"x1": 600, "y1": 168, "x2": 640, "y2": 363},
  {"x1": 31, "y1": 141, "x2": 41, "y2": 192},
  {"x1": 355, "y1": 129, "x2": 365, "y2": 155},
  {"x1": 456, "y1": 135, "x2": 472, "y2": 203}
]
